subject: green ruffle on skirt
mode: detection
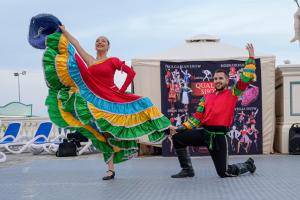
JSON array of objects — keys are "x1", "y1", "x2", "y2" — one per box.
[{"x1": 45, "y1": 88, "x2": 140, "y2": 163}]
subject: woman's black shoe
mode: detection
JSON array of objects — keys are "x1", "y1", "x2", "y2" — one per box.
[{"x1": 102, "y1": 170, "x2": 115, "y2": 180}]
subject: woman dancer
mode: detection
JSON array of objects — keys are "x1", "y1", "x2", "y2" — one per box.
[{"x1": 28, "y1": 14, "x2": 170, "y2": 180}]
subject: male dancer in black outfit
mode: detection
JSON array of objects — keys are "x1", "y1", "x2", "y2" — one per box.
[{"x1": 169, "y1": 43, "x2": 257, "y2": 178}]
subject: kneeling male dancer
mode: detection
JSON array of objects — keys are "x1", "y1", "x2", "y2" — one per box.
[{"x1": 169, "y1": 43, "x2": 257, "y2": 178}]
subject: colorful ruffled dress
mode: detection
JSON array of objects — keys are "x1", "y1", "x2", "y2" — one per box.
[{"x1": 29, "y1": 14, "x2": 170, "y2": 163}]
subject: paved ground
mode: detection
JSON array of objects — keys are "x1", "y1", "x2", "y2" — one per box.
[{"x1": 1, "y1": 153, "x2": 300, "y2": 200}]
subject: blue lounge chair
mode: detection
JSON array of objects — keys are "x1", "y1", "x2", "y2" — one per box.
[
  {"x1": 0, "y1": 122, "x2": 23, "y2": 154},
  {"x1": 29, "y1": 122, "x2": 65, "y2": 154},
  {"x1": 0, "y1": 122, "x2": 21, "y2": 145}
]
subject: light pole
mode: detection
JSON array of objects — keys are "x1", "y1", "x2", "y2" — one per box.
[{"x1": 13, "y1": 71, "x2": 26, "y2": 102}]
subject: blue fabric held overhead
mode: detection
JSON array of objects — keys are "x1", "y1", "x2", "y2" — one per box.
[{"x1": 28, "y1": 13, "x2": 62, "y2": 49}]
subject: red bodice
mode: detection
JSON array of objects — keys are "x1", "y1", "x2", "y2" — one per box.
[{"x1": 88, "y1": 57, "x2": 135, "y2": 93}]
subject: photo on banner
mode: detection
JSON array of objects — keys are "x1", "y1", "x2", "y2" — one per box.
[{"x1": 160, "y1": 59, "x2": 262, "y2": 156}]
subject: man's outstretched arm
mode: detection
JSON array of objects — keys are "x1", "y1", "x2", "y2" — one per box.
[
  {"x1": 182, "y1": 96, "x2": 205, "y2": 129},
  {"x1": 169, "y1": 97, "x2": 205, "y2": 135},
  {"x1": 232, "y1": 43, "x2": 256, "y2": 97}
]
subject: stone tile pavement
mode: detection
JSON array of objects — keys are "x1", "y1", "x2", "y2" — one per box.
[{"x1": 1, "y1": 153, "x2": 300, "y2": 200}]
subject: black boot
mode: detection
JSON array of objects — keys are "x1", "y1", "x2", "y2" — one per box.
[
  {"x1": 245, "y1": 157, "x2": 256, "y2": 173},
  {"x1": 171, "y1": 148, "x2": 195, "y2": 178},
  {"x1": 231, "y1": 157, "x2": 256, "y2": 176}
]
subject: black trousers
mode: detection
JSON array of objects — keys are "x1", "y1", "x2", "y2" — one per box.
[{"x1": 172, "y1": 128, "x2": 239, "y2": 177}]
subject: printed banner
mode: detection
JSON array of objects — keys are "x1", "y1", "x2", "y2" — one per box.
[{"x1": 161, "y1": 59, "x2": 262, "y2": 156}]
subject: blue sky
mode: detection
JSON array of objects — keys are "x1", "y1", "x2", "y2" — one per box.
[{"x1": 0, "y1": 0, "x2": 299, "y2": 116}]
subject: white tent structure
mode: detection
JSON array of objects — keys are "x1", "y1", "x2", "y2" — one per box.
[{"x1": 132, "y1": 34, "x2": 276, "y2": 154}]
